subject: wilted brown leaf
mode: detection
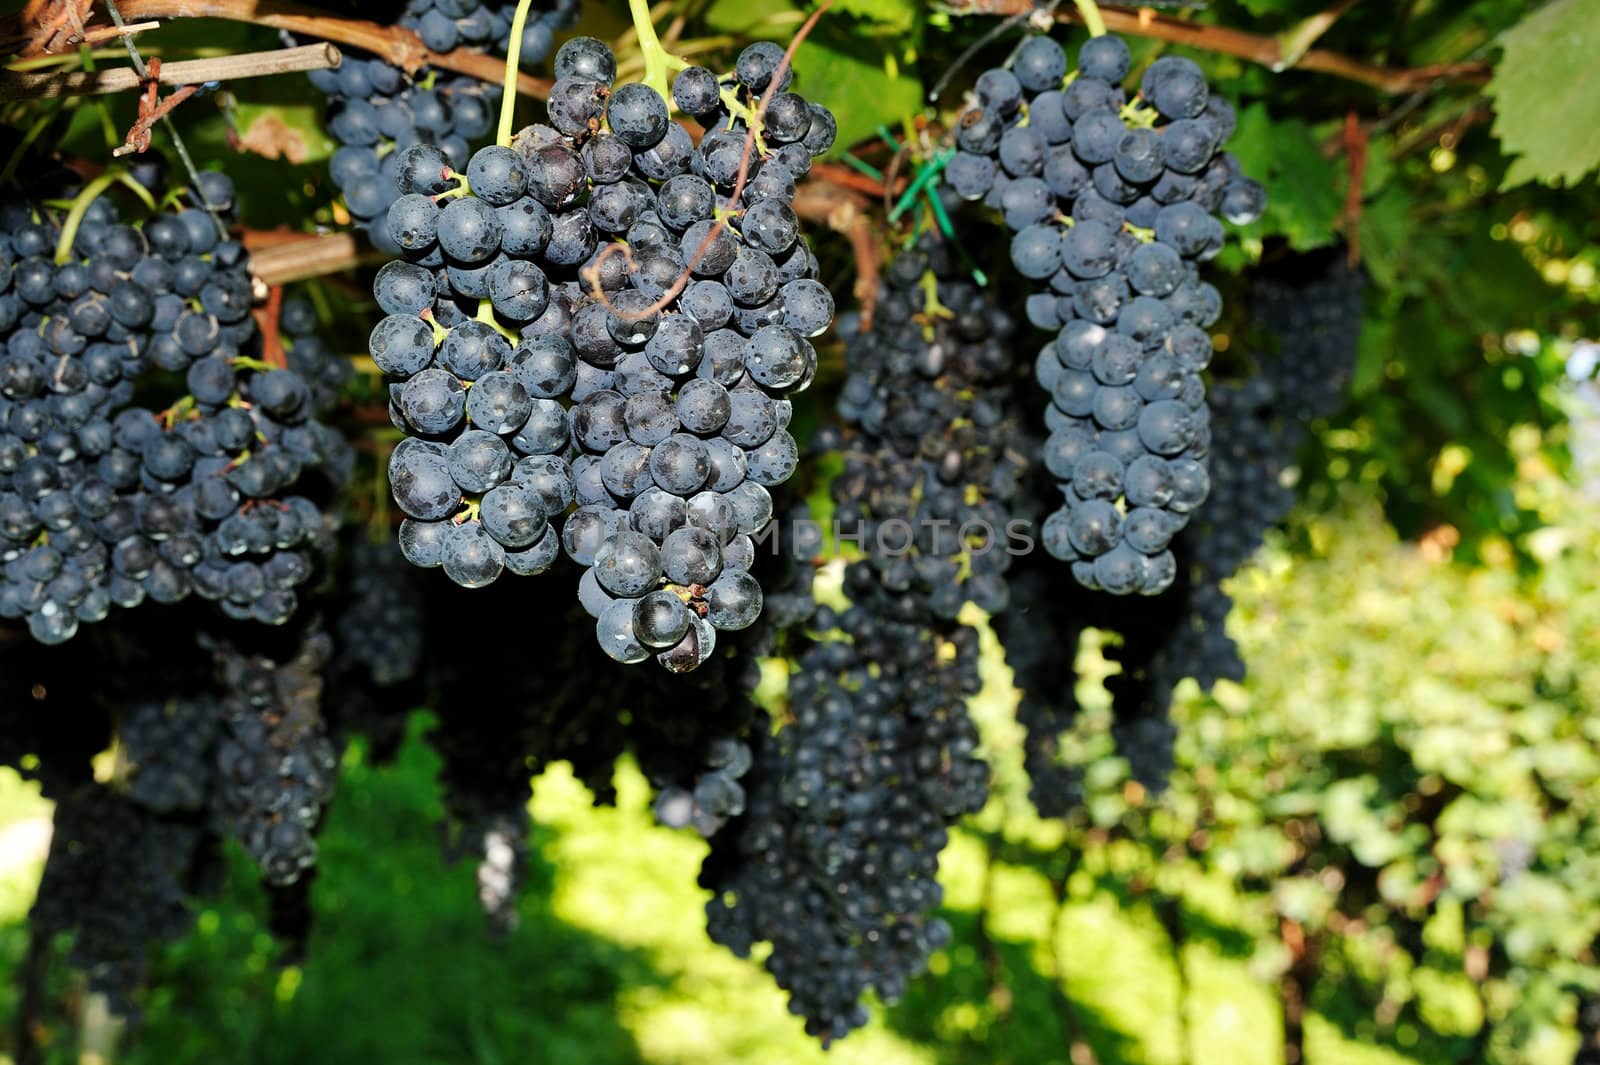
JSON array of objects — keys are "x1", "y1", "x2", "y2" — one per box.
[{"x1": 235, "y1": 113, "x2": 310, "y2": 164}]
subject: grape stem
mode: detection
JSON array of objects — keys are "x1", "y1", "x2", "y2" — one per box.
[
  {"x1": 1072, "y1": 0, "x2": 1107, "y2": 39},
  {"x1": 103, "y1": 0, "x2": 227, "y2": 240},
  {"x1": 628, "y1": 0, "x2": 689, "y2": 108},
  {"x1": 156, "y1": 395, "x2": 198, "y2": 428},
  {"x1": 496, "y1": 0, "x2": 538, "y2": 148},
  {"x1": 257, "y1": 283, "x2": 287, "y2": 369},
  {"x1": 0, "y1": 105, "x2": 63, "y2": 188},
  {"x1": 420, "y1": 308, "x2": 450, "y2": 347},
  {"x1": 474, "y1": 299, "x2": 520, "y2": 343},
  {"x1": 917, "y1": 271, "x2": 955, "y2": 322},
  {"x1": 583, "y1": 0, "x2": 834, "y2": 323},
  {"x1": 718, "y1": 88, "x2": 766, "y2": 152},
  {"x1": 53, "y1": 169, "x2": 154, "y2": 264},
  {"x1": 1118, "y1": 98, "x2": 1159, "y2": 128}
]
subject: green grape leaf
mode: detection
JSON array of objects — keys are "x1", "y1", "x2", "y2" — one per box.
[
  {"x1": 1439, "y1": 228, "x2": 1549, "y2": 327},
  {"x1": 703, "y1": 0, "x2": 915, "y2": 37},
  {"x1": 700, "y1": 0, "x2": 773, "y2": 34},
  {"x1": 830, "y1": 0, "x2": 918, "y2": 34},
  {"x1": 1228, "y1": 103, "x2": 1341, "y2": 249},
  {"x1": 1234, "y1": 0, "x2": 1302, "y2": 14},
  {"x1": 700, "y1": 0, "x2": 920, "y2": 152},
  {"x1": 1360, "y1": 134, "x2": 1397, "y2": 198},
  {"x1": 1350, "y1": 313, "x2": 1389, "y2": 397},
  {"x1": 793, "y1": 32, "x2": 921, "y2": 153},
  {"x1": 1355, "y1": 182, "x2": 1410, "y2": 294},
  {"x1": 1488, "y1": 0, "x2": 1600, "y2": 188}
]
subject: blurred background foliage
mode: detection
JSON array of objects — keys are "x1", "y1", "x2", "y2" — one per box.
[{"x1": 3, "y1": 0, "x2": 1600, "y2": 1061}]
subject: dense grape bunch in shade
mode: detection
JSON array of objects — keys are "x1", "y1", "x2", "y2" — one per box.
[
  {"x1": 946, "y1": 33, "x2": 1265, "y2": 596},
  {"x1": 834, "y1": 234, "x2": 1033, "y2": 617},
  {"x1": 372, "y1": 34, "x2": 837, "y2": 671},
  {"x1": 334, "y1": 538, "x2": 425, "y2": 688},
  {"x1": 29, "y1": 781, "x2": 211, "y2": 1020},
  {"x1": 994, "y1": 557, "x2": 1087, "y2": 815},
  {"x1": 307, "y1": 0, "x2": 580, "y2": 250},
  {"x1": 695, "y1": 240, "x2": 1002, "y2": 1042},
  {"x1": 119, "y1": 693, "x2": 220, "y2": 813},
  {"x1": 0, "y1": 175, "x2": 348, "y2": 645},
  {"x1": 1091, "y1": 252, "x2": 1363, "y2": 791},
  {"x1": 2, "y1": 597, "x2": 344, "y2": 1016},
  {"x1": 399, "y1": 0, "x2": 579, "y2": 60},
  {"x1": 1252, "y1": 248, "x2": 1365, "y2": 424},
  {"x1": 208, "y1": 629, "x2": 339, "y2": 886},
  {"x1": 702, "y1": 599, "x2": 987, "y2": 1044}
]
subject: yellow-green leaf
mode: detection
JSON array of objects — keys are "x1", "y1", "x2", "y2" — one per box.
[{"x1": 1488, "y1": 0, "x2": 1600, "y2": 188}]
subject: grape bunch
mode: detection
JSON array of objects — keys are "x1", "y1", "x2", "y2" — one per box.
[
  {"x1": 698, "y1": 240, "x2": 1001, "y2": 1035},
  {"x1": 1579, "y1": 991, "x2": 1600, "y2": 1065},
  {"x1": 209, "y1": 629, "x2": 339, "y2": 886},
  {"x1": 400, "y1": 0, "x2": 580, "y2": 60},
  {"x1": 12, "y1": 614, "x2": 220, "y2": 1020},
  {"x1": 119, "y1": 693, "x2": 221, "y2": 814},
  {"x1": 30, "y1": 781, "x2": 213, "y2": 1020},
  {"x1": 993, "y1": 556, "x2": 1087, "y2": 816},
  {"x1": 0, "y1": 175, "x2": 348, "y2": 645},
  {"x1": 10, "y1": 606, "x2": 339, "y2": 1016},
  {"x1": 334, "y1": 538, "x2": 425, "y2": 687},
  {"x1": 374, "y1": 35, "x2": 837, "y2": 671},
  {"x1": 416, "y1": 512, "x2": 808, "y2": 931},
  {"x1": 702, "y1": 598, "x2": 987, "y2": 1043},
  {"x1": 833, "y1": 235, "x2": 1034, "y2": 617},
  {"x1": 308, "y1": 0, "x2": 579, "y2": 251},
  {"x1": 1103, "y1": 252, "x2": 1364, "y2": 786},
  {"x1": 992, "y1": 392, "x2": 1292, "y2": 806},
  {"x1": 945, "y1": 33, "x2": 1264, "y2": 595},
  {"x1": 998, "y1": 379, "x2": 1287, "y2": 799},
  {"x1": 1252, "y1": 247, "x2": 1364, "y2": 423}
]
